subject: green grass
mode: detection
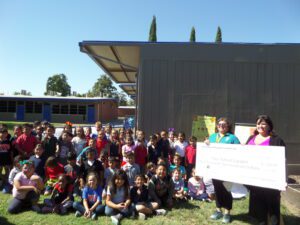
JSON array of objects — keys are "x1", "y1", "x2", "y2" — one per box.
[{"x1": 0, "y1": 193, "x2": 299, "y2": 225}]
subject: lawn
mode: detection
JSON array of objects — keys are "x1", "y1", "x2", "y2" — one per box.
[{"x1": 0, "y1": 193, "x2": 299, "y2": 225}]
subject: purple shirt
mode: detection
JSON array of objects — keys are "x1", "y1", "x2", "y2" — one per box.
[
  {"x1": 248, "y1": 135, "x2": 270, "y2": 146},
  {"x1": 12, "y1": 172, "x2": 41, "y2": 199}
]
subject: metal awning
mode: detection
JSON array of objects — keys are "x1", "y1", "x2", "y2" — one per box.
[{"x1": 79, "y1": 41, "x2": 140, "y2": 97}]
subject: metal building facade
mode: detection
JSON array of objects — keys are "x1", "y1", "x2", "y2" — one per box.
[{"x1": 137, "y1": 43, "x2": 300, "y2": 167}]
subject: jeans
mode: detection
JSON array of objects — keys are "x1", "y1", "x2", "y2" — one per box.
[
  {"x1": 8, "y1": 191, "x2": 40, "y2": 214},
  {"x1": 105, "y1": 205, "x2": 132, "y2": 217},
  {"x1": 73, "y1": 201, "x2": 105, "y2": 216}
]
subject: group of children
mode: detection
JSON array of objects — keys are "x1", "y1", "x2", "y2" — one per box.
[{"x1": 0, "y1": 121, "x2": 214, "y2": 225}]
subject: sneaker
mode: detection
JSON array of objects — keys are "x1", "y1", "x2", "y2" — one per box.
[
  {"x1": 91, "y1": 213, "x2": 97, "y2": 220},
  {"x1": 155, "y1": 209, "x2": 167, "y2": 216},
  {"x1": 222, "y1": 214, "x2": 231, "y2": 223},
  {"x1": 31, "y1": 205, "x2": 41, "y2": 213},
  {"x1": 75, "y1": 210, "x2": 82, "y2": 217},
  {"x1": 138, "y1": 212, "x2": 146, "y2": 220},
  {"x1": 210, "y1": 210, "x2": 223, "y2": 220},
  {"x1": 111, "y1": 214, "x2": 122, "y2": 225}
]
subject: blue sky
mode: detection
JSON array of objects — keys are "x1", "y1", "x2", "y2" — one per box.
[{"x1": 0, "y1": 0, "x2": 299, "y2": 96}]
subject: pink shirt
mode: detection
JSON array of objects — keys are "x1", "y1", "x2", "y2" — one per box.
[
  {"x1": 12, "y1": 172, "x2": 41, "y2": 199},
  {"x1": 248, "y1": 135, "x2": 270, "y2": 146}
]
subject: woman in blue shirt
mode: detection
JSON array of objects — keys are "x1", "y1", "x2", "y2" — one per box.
[{"x1": 207, "y1": 117, "x2": 240, "y2": 224}]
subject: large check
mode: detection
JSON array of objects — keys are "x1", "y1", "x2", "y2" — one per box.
[{"x1": 196, "y1": 143, "x2": 286, "y2": 190}]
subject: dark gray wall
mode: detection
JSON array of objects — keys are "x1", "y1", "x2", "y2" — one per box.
[{"x1": 137, "y1": 43, "x2": 300, "y2": 168}]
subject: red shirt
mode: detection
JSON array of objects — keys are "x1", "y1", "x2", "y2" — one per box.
[
  {"x1": 185, "y1": 145, "x2": 196, "y2": 164},
  {"x1": 96, "y1": 138, "x2": 108, "y2": 157},
  {"x1": 134, "y1": 144, "x2": 148, "y2": 167},
  {"x1": 16, "y1": 134, "x2": 39, "y2": 155},
  {"x1": 45, "y1": 163, "x2": 64, "y2": 179}
]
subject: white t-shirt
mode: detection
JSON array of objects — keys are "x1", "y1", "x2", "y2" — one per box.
[{"x1": 174, "y1": 141, "x2": 188, "y2": 157}]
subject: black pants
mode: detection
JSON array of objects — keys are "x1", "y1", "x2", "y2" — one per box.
[
  {"x1": 249, "y1": 186, "x2": 280, "y2": 225},
  {"x1": 8, "y1": 191, "x2": 40, "y2": 214},
  {"x1": 212, "y1": 179, "x2": 233, "y2": 210}
]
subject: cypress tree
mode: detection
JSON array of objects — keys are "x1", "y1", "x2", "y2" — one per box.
[
  {"x1": 215, "y1": 26, "x2": 222, "y2": 43},
  {"x1": 190, "y1": 27, "x2": 196, "y2": 42},
  {"x1": 148, "y1": 15, "x2": 157, "y2": 42}
]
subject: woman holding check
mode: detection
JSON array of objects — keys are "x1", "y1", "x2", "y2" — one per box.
[
  {"x1": 246, "y1": 115, "x2": 285, "y2": 225},
  {"x1": 206, "y1": 117, "x2": 240, "y2": 224}
]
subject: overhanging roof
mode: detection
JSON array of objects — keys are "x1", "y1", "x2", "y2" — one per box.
[
  {"x1": 79, "y1": 41, "x2": 140, "y2": 86},
  {"x1": 119, "y1": 83, "x2": 136, "y2": 96}
]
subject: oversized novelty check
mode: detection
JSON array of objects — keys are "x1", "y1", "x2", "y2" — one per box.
[{"x1": 196, "y1": 143, "x2": 286, "y2": 190}]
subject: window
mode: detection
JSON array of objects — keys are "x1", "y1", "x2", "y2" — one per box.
[
  {"x1": 35, "y1": 102, "x2": 42, "y2": 113},
  {"x1": 52, "y1": 104, "x2": 60, "y2": 114},
  {"x1": 78, "y1": 105, "x2": 86, "y2": 115},
  {"x1": 61, "y1": 105, "x2": 69, "y2": 114},
  {"x1": 70, "y1": 105, "x2": 78, "y2": 114},
  {"x1": 0, "y1": 101, "x2": 7, "y2": 112},
  {"x1": 8, "y1": 101, "x2": 16, "y2": 112},
  {"x1": 25, "y1": 101, "x2": 34, "y2": 113},
  {"x1": 17, "y1": 101, "x2": 24, "y2": 105}
]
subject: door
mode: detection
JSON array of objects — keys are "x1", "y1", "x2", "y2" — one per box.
[
  {"x1": 43, "y1": 103, "x2": 51, "y2": 122},
  {"x1": 16, "y1": 104, "x2": 25, "y2": 121},
  {"x1": 88, "y1": 105, "x2": 95, "y2": 123}
]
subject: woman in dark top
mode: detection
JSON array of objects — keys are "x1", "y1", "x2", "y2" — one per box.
[{"x1": 246, "y1": 115, "x2": 285, "y2": 225}]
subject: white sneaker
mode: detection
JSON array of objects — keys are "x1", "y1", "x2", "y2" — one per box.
[
  {"x1": 138, "y1": 212, "x2": 146, "y2": 220},
  {"x1": 155, "y1": 209, "x2": 167, "y2": 216},
  {"x1": 111, "y1": 214, "x2": 122, "y2": 225}
]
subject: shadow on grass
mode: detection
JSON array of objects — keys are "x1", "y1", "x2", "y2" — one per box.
[
  {"x1": 0, "y1": 216, "x2": 15, "y2": 225},
  {"x1": 282, "y1": 214, "x2": 300, "y2": 225},
  {"x1": 172, "y1": 200, "x2": 201, "y2": 210},
  {"x1": 231, "y1": 213, "x2": 259, "y2": 224}
]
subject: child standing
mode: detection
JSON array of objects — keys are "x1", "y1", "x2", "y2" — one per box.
[
  {"x1": 169, "y1": 154, "x2": 187, "y2": 180},
  {"x1": 44, "y1": 156, "x2": 64, "y2": 195},
  {"x1": 0, "y1": 127, "x2": 13, "y2": 192},
  {"x1": 56, "y1": 131, "x2": 74, "y2": 165},
  {"x1": 105, "y1": 170, "x2": 132, "y2": 225},
  {"x1": 185, "y1": 136, "x2": 197, "y2": 180},
  {"x1": 42, "y1": 174, "x2": 74, "y2": 214},
  {"x1": 145, "y1": 162, "x2": 156, "y2": 183},
  {"x1": 72, "y1": 127, "x2": 87, "y2": 156},
  {"x1": 42, "y1": 125, "x2": 58, "y2": 159},
  {"x1": 104, "y1": 157, "x2": 117, "y2": 188},
  {"x1": 134, "y1": 130, "x2": 147, "y2": 173},
  {"x1": 173, "y1": 132, "x2": 188, "y2": 165},
  {"x1": 188, "y1": 168, "x2": 209, "y2": 201},
  {"x1": 148, "y1": 163, "x2": 173, "y2": 213},
  {"x1": 172, "y1": 168, "x2": 187, "y2": 201},
  {"x1": 16, "y1": 123, "x2": 39, "y2": 158},
  {"x1": 96, "y1": 130, "x2": 109, "y2": 159},
  {"x1": 147, "y1": 134, "x2": 160, "y2": 165},
  {"x1": 64, "y1": 152, "x2": 81, "y2": 196},
  {"x1": 29, "y1": 144, "x2": 47, "y2": 179},
  {"x1": 121, "y1": 136, "x2": 135, "y2": 165},
  {"x1": 157, "y1": 130, "x2": 171, "y2": 161},
  {"x1": 121, "y1": 152, "x2": 140, "y2": 187},
  {"x1": 73, "y1": 172, "x2": 105, "y2": 220}
]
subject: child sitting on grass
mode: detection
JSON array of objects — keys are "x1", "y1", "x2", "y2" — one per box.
[
  {"x1": 188, "y1": 168, "x2": 209, "y2": 201},
  {"x1": 148, "y1": 163, "x2": 174, "y2": 214},
  {"x1": 172, "y1": 168, "x2": 187, "y2": 201},
  {"x1": 130, "y1": 174, "x2": 156, "y2": 220},
  {"x1": 44, "y1": 156, "x2": 64, "y2": 195},
  {"x1": 105, "y1": 170, "x2": 132, "y2": 225},
  {"x1": 42, "y1": 174, "x2": 74, "y2": 214},
  {"x1": 73, "y1": 172, "x2": 105, "y2": 220}
]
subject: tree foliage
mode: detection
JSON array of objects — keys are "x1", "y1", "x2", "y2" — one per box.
[
  {"x1": 190, "y1": 27, "x2": 196, "y2": 42},
  {"x1": 148, "y1": 15, "x2": 157, "y2": 42},
  {"x1": 88, "y1": 75, "x2": 117, "y2": 97},
  {"x1": 45, "y1": 74, "x2": 71, "y2": 96},
  {"x1": 215, "y1": 26, "x2": 222, "y2": 43}
]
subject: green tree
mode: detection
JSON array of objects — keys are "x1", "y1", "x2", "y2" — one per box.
[
  {"x1": 45, "y1": 74, "x2": 71, "y2": 96},
  {"x1": 148, "y1": 15, "x2": 157, "y2": 42},
  {"x1": 117, "y1": 92, "x2": 128, "y2": 106},
  {"x1": 89, "y1": 75, "x2": 117, "y2": 97},
  {"x1": 215, "y1": 26, "x2": 222, "y2": 43},
  {"x1": 190, "y1": 27, "x2": 196, "y2": 42}
]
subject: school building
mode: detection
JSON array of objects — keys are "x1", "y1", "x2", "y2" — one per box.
[
  {"x1": 0, "y1": 95, "x2": 118, "y2": 123},
  {"x1": 79, "y1": 41, "x2": 300, "y2": 174}
]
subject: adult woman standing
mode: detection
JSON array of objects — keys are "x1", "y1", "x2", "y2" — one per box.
[
  {"x1": 207, "y1": 117, "x2": 240, "y2": 224},
  {"x1": 246, "y1": 115, "x2": 285, "y2": 225}
]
